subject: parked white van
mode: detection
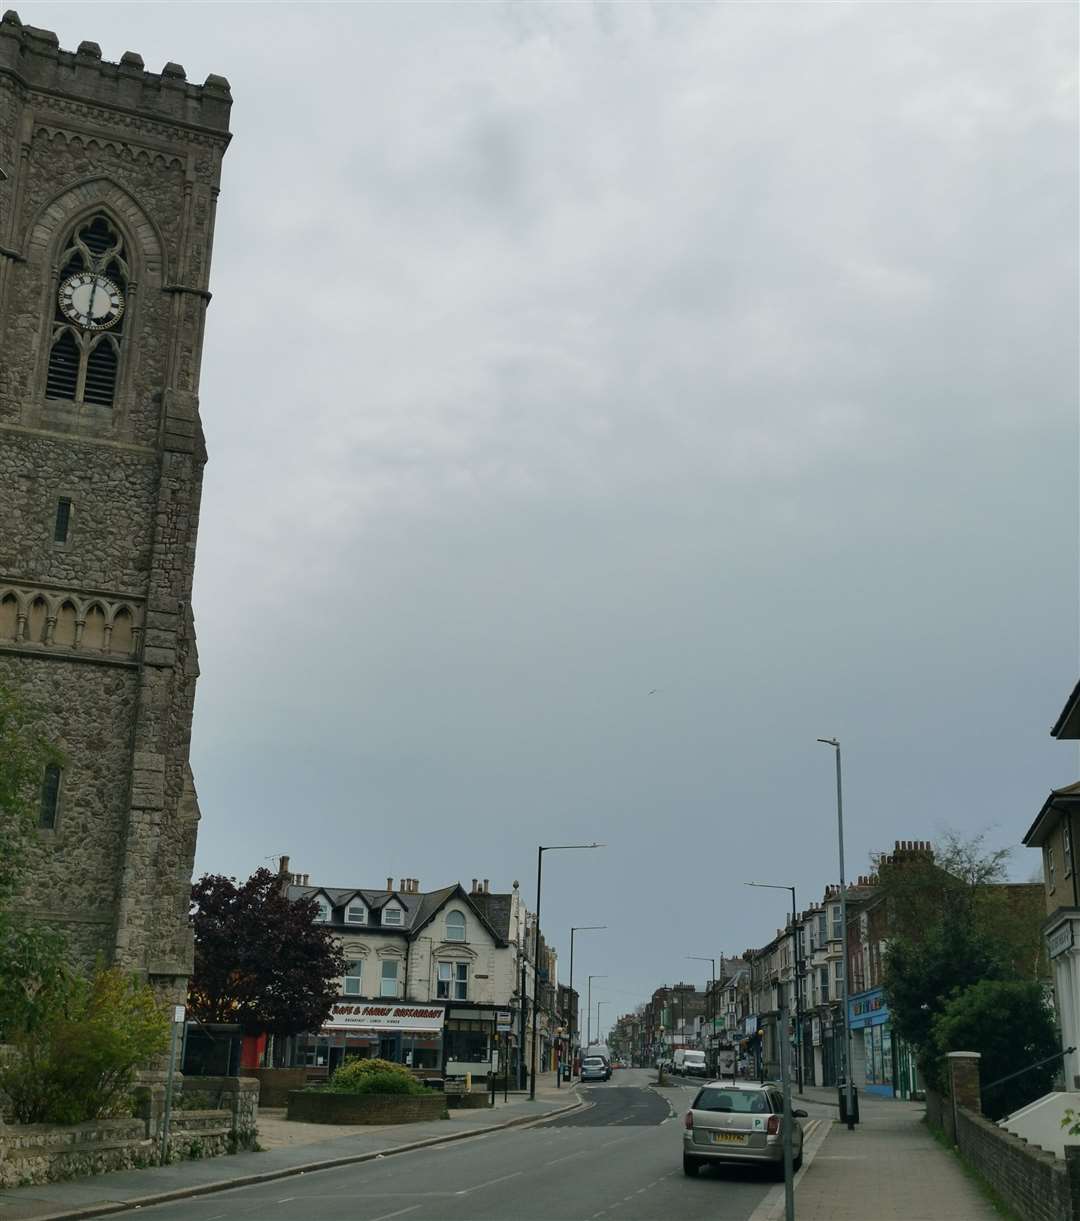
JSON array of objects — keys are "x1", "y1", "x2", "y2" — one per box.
[{"x1": 673, "y1": 1049, "x2": 708, "y2": 1077}]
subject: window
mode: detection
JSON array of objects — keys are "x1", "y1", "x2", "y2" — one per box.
[
  {"x1": 437, "y1": 962, "x2": 468, "y2": 1001},
  {"x1": 345, "y1": 903, "x2": 366, "y2": 925},
  {"x1": 818, "y1": 914, "x2": 827, "y2": 945},
  {"x1": 830, "y1": 907, "x2": 842, "y2": 941},
  {"x1": 344, "y1": 960, "x2": 363, "y2": 996},
  {"x1": 445, "y1": 910, "x2": 466, "y2": 942},
  {"x1": 39, "y1": 764, "x2": 62, "y2": 829},
  {"x1": 380, "y1": 960, "x2": 399, "y2": 998},
  {"x1": 314, "y1": 897, "x2": 332, "y2": 923},
  {"x1": 46, "y1": 216, "x2": 128, "y2": 409},
  {"x1": 54, "y1": 498, "x2": 72, "y2": 543},
  {"x1": 1048, "y1": 846, "x2": 1056, "y2": 893},
  {"x1": 819, "y1": 968, "x2": 829, "y2": 1002},
  {"x1": 382, "y1": 906, "x2": 402, "y2": 926},
  {"x1": 834, "y1": 959, "x2": 844, "y2": 986}
]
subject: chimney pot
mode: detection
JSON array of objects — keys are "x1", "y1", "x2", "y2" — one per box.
[
  {"x1": 472, "y1": 879, "x2": 478, "y2": 893},
  {"x1": 484, "y1": 879, "x2": 490, "y2": 892},
  {"x1": 279, "y1": 855, "x2": 290, "y2": 874},
  {"x1": 387, "y1": 877, "x2": 393, "y2": 891}
]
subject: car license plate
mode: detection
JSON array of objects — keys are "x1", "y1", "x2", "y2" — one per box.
[{"x1": 711, "y1": 1131, "x2": 746, "y2": 1145}]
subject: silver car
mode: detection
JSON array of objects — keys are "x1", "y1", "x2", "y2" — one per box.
[
  {"x1": 682, "y1": 1081, "x2": 806, "y2": 1179},
  {"x1": 580, "y1": 1055, "x2": 609, "y2": 1082}
]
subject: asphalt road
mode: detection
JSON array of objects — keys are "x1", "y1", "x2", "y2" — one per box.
[{"x1": 137, "y1": 1071, "x2": 799, "y2": 1221}]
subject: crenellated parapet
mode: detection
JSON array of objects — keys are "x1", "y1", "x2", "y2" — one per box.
[{"x1": 0, "y1": 10, "x2": 231, "y2": 135}]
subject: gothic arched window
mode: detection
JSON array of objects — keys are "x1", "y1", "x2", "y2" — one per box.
[{"x1": 46, "y1": 215, "x2": 129, "y2": 409}]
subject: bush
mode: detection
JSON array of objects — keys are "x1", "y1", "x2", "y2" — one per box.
[
  {"x1": 932, "y1": 979, "x2": 1059, "y2": 1121},
  {"x1": 325, "y1": 1057, "x2": 425, "y2": 1096},
  {"x1": 0, "y1": 964, "x2": 170, "y2": 1124}
]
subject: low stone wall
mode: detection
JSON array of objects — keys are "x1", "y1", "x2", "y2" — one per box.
[
  {"x1": 0, "y1": 1117, "x2": 152, "y2": 1189},
  {"x1": 287, "y1": 1091, "x2": 448, "y2": 1125},
  {"x1": 0, "y1": 1075, "x2": 260, "y2": 1188}
]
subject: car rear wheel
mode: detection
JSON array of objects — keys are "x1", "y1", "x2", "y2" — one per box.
[
  {"x1": 793, "y1": 1150, "x2": 803, "y2": 1172},
  {"x1": 682, "y1": 1155, "x2": 700, "y2": 1177}
]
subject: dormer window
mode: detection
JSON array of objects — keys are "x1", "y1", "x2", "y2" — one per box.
[
  {"x1": 446, "y1": 910, "x2": 466, "y2": 942},
  {"x1": 346, "y1": 903, "x2": 367, "y2": 925},
  {"x1": 383, "y1": 906, "x2": 403, "y2": 927},
  {"x1": 314, "y1": 896, "x2": 332, "y2": 923}
]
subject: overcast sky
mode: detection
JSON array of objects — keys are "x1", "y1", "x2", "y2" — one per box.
[{"x1": 34, "y1": 1, "x2": 1078, "y2": 1032}]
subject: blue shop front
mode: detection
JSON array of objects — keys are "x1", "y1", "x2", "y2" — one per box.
[
  {"x1": 847, "y1": 987, "x2": 921, "y2": 1099},
  {"x1": 848, "y1": 987, "x2": 895, "y2": 1097}
]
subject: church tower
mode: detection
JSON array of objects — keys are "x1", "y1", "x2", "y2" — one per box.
[{"x1": 0, "y1": 12, "x2": 231, "y2": 1007}]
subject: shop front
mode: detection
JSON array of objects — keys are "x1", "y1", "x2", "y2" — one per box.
[
  {"x1": 291, "y1": 1001, "x2": 446, "y2": 1075},
  {"x1": 848, "y1": 988, "x2": 894, "y2": 1097}
]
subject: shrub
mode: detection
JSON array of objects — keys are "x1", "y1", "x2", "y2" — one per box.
[
  {"x1": 325, "y1": 1057, "x2": 425, "y2": 1096},
  {"x1": 0, "y1": 964, "x2": 170, "y2": 1124},
  {"x1": 932, "y1": 979, "x2": 1058, "y2": 1121}
]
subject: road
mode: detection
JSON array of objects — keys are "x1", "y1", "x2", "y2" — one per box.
[{"x1": 136, "y1": 1070, "x2": 827, "y2": 1221}]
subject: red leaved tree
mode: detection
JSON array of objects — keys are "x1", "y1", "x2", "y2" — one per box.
[{"x1": 189, "y1": 868, "x2": 345, "y2": 1037}]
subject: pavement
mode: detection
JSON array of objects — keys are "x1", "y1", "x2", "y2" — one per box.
[
  {"x1": 768, "y1": 1085, "x2": 1000, "y2": 1221},
  {"x1": 0, "y1": 1073, "x2": 581, "y2": 1221}
]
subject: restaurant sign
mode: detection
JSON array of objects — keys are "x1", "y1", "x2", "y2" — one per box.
[{"x1": 324, "y1": 1003, "x2": 445, "y2": 1032}]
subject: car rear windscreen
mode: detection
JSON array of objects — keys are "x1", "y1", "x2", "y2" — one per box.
[
  {"x1": 693, "y1": 1088, "x2": 770, "y2": 1113},
  {"x1": 583, "y1": 1058, "x2": 604, "y2": 1067}
]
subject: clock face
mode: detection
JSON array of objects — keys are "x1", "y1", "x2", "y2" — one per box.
[{"x1": 58, "y1": 272, "x2": 125, "y2": 331}]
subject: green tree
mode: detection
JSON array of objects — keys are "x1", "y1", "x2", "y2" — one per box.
[
  {"x1": 880, "y1": 830, "x2": 1040, "y2": 1086},
  {"x1": 0, "y1": 964, "x2": 170, "y2": 1124},
  {"x1": 932, "y1": 980, "x2": 1058, "y2": 1120}
]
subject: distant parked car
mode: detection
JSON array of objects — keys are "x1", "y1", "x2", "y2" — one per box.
[
  {"x1": 682, "y1": 1081, "x2": 807, "y2": 1179},
  {"x1": 581, "y1": 1055, "x2": 609, "y2": 1082}
]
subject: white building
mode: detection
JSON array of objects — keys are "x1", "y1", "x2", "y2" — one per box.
[{"x1": 279, "y1": 867, "x2": 547, "y2": 1081}]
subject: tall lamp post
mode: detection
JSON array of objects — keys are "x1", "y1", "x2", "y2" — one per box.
[
  {"x1": 596, "y1": 1000, "x2": 608, "y2": 1044},
  {"x1": 818, "y1": 736, "x2": 855, "y2": 1129},
  {"x1": 569, "y1": 926, "x2": 606, "y2": 1081},
  {"x1": 686, "y1": 956, "x2": 716, "y2": 1065},
  {"x1": 745, "y1": 882, "x2": 804, "y2": 1093},
  {"x1": 586, "y1": 974, "x2": 607, "y2": 1047},
  {"x1": 530, "y1": 843, "x2": 603, "y2": 1101}
]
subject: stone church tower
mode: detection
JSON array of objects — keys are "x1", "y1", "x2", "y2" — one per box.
[{"x1": 0, "y1": 12, "x2": 231, "y2": 1007}]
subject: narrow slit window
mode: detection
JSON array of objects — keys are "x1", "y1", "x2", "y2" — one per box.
[
  {"x1": 54, "y1": 498, "x2": 72, "y2": 543},
  {"x1": 40, "y1": 764, "x2": 62, "y2": 829}
]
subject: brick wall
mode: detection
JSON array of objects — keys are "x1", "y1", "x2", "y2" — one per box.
[
  {"x1": 955, "y1": 1107, "x2": 1075, "y2": 1221},
  {"x1": 287, "y1": 1091, "x2": 448, "y2": 1125}
]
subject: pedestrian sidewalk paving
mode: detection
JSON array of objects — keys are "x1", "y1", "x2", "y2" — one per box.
[
  {"x1": 0, "y1": 1076, "x2": 580, "y2": 1221},
  {"x1": 767, "y1": 1092, "x2": 1000, "y2": 1220}
]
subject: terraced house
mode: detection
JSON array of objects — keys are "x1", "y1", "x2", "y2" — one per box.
[{"x1": 274, "y1": 865, "x2": 552, "y2": 1084}]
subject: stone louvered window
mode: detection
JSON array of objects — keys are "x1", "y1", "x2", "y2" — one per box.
[
  {"x1": 46, "y1": 215, "x2": 128, "y2": 408},
  {"x1": 39, "y1": 763, "x2": 62, "y2": 829}
]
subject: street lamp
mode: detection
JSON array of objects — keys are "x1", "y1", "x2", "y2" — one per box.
[
  {"x1": 744, "y1": 883, "x2": 804, "y2": 1093},
  {"x1": 686, "y1": 956, "x2": 716, "y2": 1062},
  {"x1": 568, "y1": 926, "x2": 606, "y2": 1083},
  {"x1": 530, "y1": 843, "x2": 603, "y2": 1100},
  {"x1": 586, "y1": 974, "x2": 607, "y2": 1047},
  {"x1": 818, "y1": 736, "x2": 855, "y2": 1129}
]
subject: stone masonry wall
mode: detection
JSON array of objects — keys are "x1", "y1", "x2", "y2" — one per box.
[{"x1": 0, "y1": 10, "x2": 231, "y2": 1007}]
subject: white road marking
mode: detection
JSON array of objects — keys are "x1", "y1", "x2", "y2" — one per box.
[
  {"x1": 458, "y1": 1170, "x2": 523, "y2": 1195},
  {"x1": 544, "y1": 1149, "x2": 589, "y2": 1166},
  {"x1": 370, "y1": 1207, "x2": 422, "y2": 1221}
]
